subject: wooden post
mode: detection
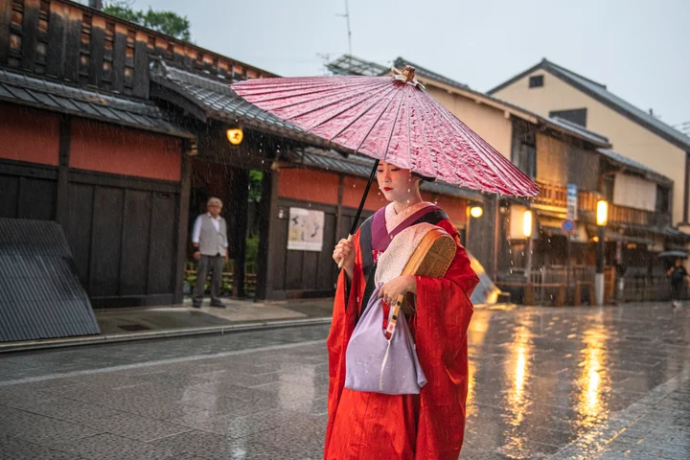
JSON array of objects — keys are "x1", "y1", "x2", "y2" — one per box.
[
  {"x1": 55, "y1": 116, "x2": 71, "y2": 226},
  {"x1": 335, "y1": 174, "x2": 344, "y2": 239},
  {"x1": 20, "y1": 0, "x2": 39, "y2": 72},
  {"x1": 255, "y1": 170, "x2": 278, "y2": 300},
  {"x1": 524, "y1": 283, "x2": 534, "y2": 305},
  {"x1": 555, "y1": 284, "x2": 566, "y2": 307},
  {"x1": 231, "y1": 169, "x2": 249, "y2": 298},
  {"x1": 173, "y1": 152, "x2": 192, "y2": 304},
  {"x1": 574, "y1": 281, "x2": 582, "y2": 306},
  {"x1": 0, "y1": 0, "x2": 11, "y2": 64}
]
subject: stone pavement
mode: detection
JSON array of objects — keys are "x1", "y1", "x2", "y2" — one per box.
[
  {"x1": 95, "y1": 298, "x2": 334, "y2": 336},
  {"x1": 0, "y1": 303, "x2": 689, "y2": 459}
]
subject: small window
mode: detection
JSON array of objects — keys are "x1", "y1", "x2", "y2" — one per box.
[
  {"x1": 529, "y1": 75, "x2": 544, "y2": 88},
  {"x1": 550, "y1": 108, "x2": 588, "y2": 127}
]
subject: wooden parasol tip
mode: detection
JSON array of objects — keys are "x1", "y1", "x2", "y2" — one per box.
[{"x1": 402, "y1": 65, "x2": 416, "y2": 83}]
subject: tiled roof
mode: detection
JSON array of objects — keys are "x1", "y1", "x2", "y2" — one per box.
[
  {"x1": 548, "y1": 116, "x2": 610, "y2": 146},
  {"x1": 544, "y1": 60, "x2": 690, "y2": 150},
  {"x1": 597, "y1": 148, "x2": 672, "y2": 186},
  {"x1": 327, "y1": 55, "x2": 390, "y2": 77},
  {"x1": 392, "y1": 57, "x2": 610, "y2": 148},
  {"x1": 297, "y1": 148, "x2": 484, "y2": 201},
  {"x1": 150, "y1": 61, "x2": 347, "y2": 151},
  {"x1": 0, "y1": 68, "x2": 191, "y2": 137},
  {"x1": 489, "y1": 59, "x2": 690, "y2": 151}
]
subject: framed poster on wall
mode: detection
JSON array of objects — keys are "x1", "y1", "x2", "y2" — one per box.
[{"x1": 288, "y1": 207, "x2": 325, "y2": 252}]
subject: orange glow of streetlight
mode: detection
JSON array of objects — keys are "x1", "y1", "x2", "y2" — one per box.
[
  {"x1": 523, "y1": 210, "x2": 533, "y2": 238},
  {"x1": 596, "y1": 200, "x2": 608, "y2": 226}
]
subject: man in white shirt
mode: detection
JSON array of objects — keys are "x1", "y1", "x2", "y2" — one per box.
[{"x1": 192, "y1": 197, "x2": 229, "y2": 308}]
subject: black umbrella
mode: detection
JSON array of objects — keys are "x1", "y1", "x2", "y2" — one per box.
[{"x1": 658, "y1": 251, "x2": 688, "y2": 259}]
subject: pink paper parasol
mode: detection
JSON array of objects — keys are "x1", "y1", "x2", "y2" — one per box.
[{"x1": 232, "y1": 67, "x2": 538, "y2": 239}]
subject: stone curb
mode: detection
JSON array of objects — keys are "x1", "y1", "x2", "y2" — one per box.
[
  {"x1": 2, "y1": 301, "x2": 663, "y2": 353},
  {"x1": 0, "y1": 317, "x2": 332, "y2": 354}
]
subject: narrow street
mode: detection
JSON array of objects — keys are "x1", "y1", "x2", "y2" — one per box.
[{"x1": 1, "y1": 303, "x2": 689, "y2": 460}]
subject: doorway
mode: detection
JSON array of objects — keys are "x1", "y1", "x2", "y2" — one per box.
[{"x1": 187, "y1": 159, "x2": 263, "y2": 299}]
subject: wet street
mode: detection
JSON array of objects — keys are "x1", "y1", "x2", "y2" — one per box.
[{"x1": 1, "y1": 304, "x2": 689, "y2": 460}]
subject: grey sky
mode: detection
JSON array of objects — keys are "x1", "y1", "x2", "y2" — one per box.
[{"x1": 122, "y1": 0, "x2": 689, "y2": 128}]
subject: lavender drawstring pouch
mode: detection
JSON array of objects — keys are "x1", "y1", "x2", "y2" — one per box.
[{"x1": 344, "y1": 286, "x2": 427, "y2": 395}]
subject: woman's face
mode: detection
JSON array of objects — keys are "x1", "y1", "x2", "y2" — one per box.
[{"x1": 376, "y1": 161, "x2": 420, "y2": 203}]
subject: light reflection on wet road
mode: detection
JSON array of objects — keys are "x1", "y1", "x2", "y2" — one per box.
[
  {"x1": 0, "y1": 303, "x2": 689, "y2": 459},
  {"x1": 463, "y1": 304, "x2": 690, "y2": 459}
]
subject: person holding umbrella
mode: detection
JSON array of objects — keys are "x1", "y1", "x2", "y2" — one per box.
[
  {"x1": 232, "y1": 66, "x2": 539, "y2": 459},
  {"x1": 667, "y1": 258, "x2": 689, "y2": 308},
  {"x1": 327, "y1": 159, "x2": 478, "y2": 459}
]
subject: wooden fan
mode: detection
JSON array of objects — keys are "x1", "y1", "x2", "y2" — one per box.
[{"x1": 385, "y1": 227, "x2": 457, "y2": 338}]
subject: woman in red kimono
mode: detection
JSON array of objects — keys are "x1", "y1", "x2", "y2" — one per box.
[{"x1": 326, "y1": 161, "x2": 479, "y2": 460}]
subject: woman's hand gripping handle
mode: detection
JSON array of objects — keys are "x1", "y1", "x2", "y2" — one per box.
[{"x1": 333, "y1": 235, "x2": 355, "y2": 279}]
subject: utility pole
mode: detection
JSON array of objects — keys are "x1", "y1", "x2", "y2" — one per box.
[{"x1": 337, "y1": 0, "x2": 353, "y2": 58}]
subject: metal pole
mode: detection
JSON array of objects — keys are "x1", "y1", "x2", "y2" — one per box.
[
  {"x1": 566, "y1": 234, "x2": 572, "y2": 304},
  {"x1": 344, "y1": 0, "x2": 352, "y2": 58},
  {"x1": 595, "y1": 225, "x2": 606, "y2": 306},
  {"x1": 525, "y1": 234, "x2": 533, "y2": 283}
]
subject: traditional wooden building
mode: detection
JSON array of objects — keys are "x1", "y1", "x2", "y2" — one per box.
[
  {"x1": 0, "y1": 18, "x2": 195, "y2": 309},
  {"x1": 0, "y1": 0, "x2": 327, "y2": 309},
  {"x1": 488, "y1": 59, "x2": 690, "y2": 302},
  {"x1": 0, "y1": 0, "x2": 487, "y2": 322},
  {"x1": 329, "y1": 56, "x2": 616, "y2": 278},
  {"x1": 389, "y1": 58, "x2": 690, "y2": 303},
  {"x1": 504, "y1": 117, "x2": 681, "y2": 303},
  {"x1": 489, "y1": 59, "x2": 690, "y2": 232},
  {"x1": 146, "y1": 58, "x2": 483, "y2": 300},
  {"x1": 328, "y1": 55, "x2": 688, "y2": 304}
]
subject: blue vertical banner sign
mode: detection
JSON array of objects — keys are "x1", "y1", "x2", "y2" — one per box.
[{"x1": 567, "y1": 184, "x2": 578, "y2": 221}]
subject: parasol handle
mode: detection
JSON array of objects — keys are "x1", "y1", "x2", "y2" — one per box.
[
  {"x1": 336, "y1": 234, "x2": 353, "y2": 269},
  {"x1": 336, "y1": 160, "x2": 380, "y2": 270}
]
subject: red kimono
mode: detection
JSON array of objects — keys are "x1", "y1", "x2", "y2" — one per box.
[{"x1": 325, "y1": 204, "x2": 479, "y2": 460}]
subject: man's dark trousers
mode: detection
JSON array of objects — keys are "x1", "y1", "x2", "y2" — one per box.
[{"x1": 194, "y1": 254, "x2": 225, "y2": 306}]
